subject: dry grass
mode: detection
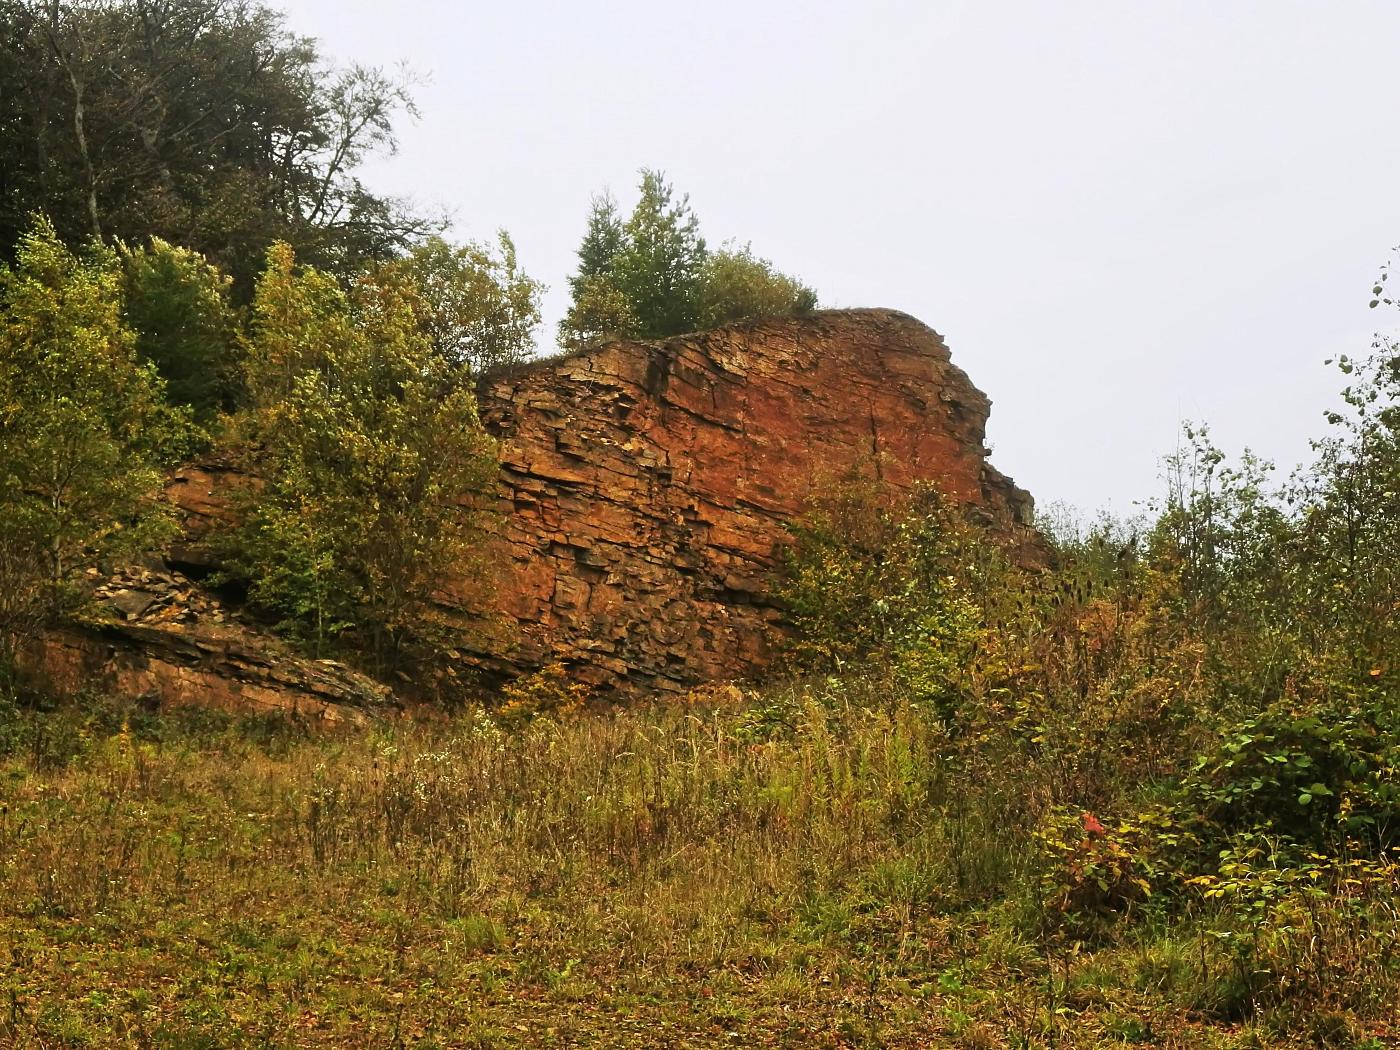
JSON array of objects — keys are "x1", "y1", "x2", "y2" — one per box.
[{"x1": 0, "y1": 685, "x2": 1396, "y2": 1048}]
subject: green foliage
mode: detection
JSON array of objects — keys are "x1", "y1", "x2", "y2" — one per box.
[
  {"x1": 1182, "y1": 843, "x2": 1400, "y2": 1022},
  {"x1": 697, "y1": 242, "x2": 818, "y2": 329},
  {"x1": 558, "y1": 273, "x2": 638, "y2": 349},
  {"x1": 228, "y1": 242, "x2": 497, "y2": 670},
  {"x1": 385, "y1": 233, "x2": 543, "y2": 376},
  {"x1": 1292, "y1": 339, "x2": 1400, "y2": 672},
  {"x1": 612, "y1": 169, "x2": 708, "y2": 340},
  {"x1": 0, "y1": 0, "x2": 437, "y2": 294},
  {"x1": 779, "y1": 479, "x2": 981, "y2": 718},
  {"x1": 1182, "y1": 689, "x2": 1400, "y2": 852},
  {"x1": 120, "y1": 237, "x2": 242, "y2": 418},
  {"x1": 0, "y1": 217, "x2": 181, "y2": 661},
  {"x1": 567, "y1": 192, "x2": 625, "y2": 299},
  {"x1": 560, "y1": 171, "x2": 816, "y2": 348}
]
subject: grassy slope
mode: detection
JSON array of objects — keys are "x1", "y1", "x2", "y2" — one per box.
[{"x1": 1, "y1": 689, "x2": 1396, "y2": 1049}]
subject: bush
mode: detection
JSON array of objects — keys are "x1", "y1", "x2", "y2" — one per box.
[
  {"x1": 696, "y1": 243, "x2": 817, "y2": 329},
  {"x1": 1182, "y1": 687, "x2": 1400, "y2": 853},
  {"x1": 777, "y1": 480, "x2": 982, "y2": 719}
]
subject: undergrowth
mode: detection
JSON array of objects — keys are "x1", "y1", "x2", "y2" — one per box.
[{"x1": 1, "y1": 677, "x2": 1396, "y2": 1048}]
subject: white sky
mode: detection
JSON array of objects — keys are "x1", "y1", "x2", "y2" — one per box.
[{"x1": 280, "y1": 0, "x2": 1400, "y2": 515}]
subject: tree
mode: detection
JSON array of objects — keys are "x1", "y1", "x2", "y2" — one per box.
[
  {"x1": 120, "y1": 236, "x2": 242, "y2": 418},
  {"x1": 557, "y1": 274, "x2": 636, "y2": 351},
  {"x1": 0, "y1": 216, "x2": 180, "y2": 664},
  {"x1": 559, "y1": 171, "x2": 818, "y2": 349},
  {"x1": 567, "y1": 192, "x2": 625, "y2": 301},
  {"x1": 230, "y1": 242, "x2": 497, "y2": 669},
  {"x1": 385, "y1": 233, "x2": 543, "y2": 377},
  {"x1": 613, "y1": 170, "x2": 707, "y2": 340},
  {"x1": 0, "y1": 0, "x2": 437, "y2": 295},
  {"x1": 1285, "y1": 273, "x2": 1400, "y2": 672},
  {"x1": 697, "y1": 243, "x2": 818, "y2": 329},
  {"x1": 557, "y1": 192, "x2": 631, "y2": 349}
]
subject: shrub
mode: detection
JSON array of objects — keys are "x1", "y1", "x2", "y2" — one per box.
[
  {"x1": 226, "y1": 242, "x2": 498, "y2": 672},
  {"x1": 778, "y1": 479, "x2": 984, "y2": 720},
  {"x1": 1181, "y1": 687, "x2": 1400, "y2": 853}
]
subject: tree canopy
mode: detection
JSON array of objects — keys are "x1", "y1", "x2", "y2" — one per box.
[
  {"x1": 0, "y1": 0, "x2": 436, "y2": 295},
  {"x1": 381, "y1": 234, "x2": 543, "y2": 377},
  {"x1": 560, "y1": 170, "x2": 817, "y2": 349}
]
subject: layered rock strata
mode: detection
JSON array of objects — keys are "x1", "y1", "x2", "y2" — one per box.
[
  {"x1": 29, "y1": 565, "x2": 394, "y2": 724},
  {"x1": 71, "y1": 307, "x2": 1033, "y2": 710},
  {"x1": 453, "y1": 308, "x2": 1034, "y2": 691}
]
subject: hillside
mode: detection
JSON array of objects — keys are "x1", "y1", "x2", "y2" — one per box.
[{"x1": 3, "y1": 1, "x2": 1400, "y2": 1045}]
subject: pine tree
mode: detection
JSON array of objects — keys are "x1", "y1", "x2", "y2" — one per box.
[
  {"x1": 614, "y1": 170, "x2": 707, "y2": 340},
  {"x1": 569, "y1": 192, "x2": 625, "y2": 298}
]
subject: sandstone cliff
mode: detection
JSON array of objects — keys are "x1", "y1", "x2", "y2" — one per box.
[
  {"x1": 453, "y1": 308, "x2": 1034, "y2": 691},
  {"x1": 31, "y1": 565, "x2": 394, "y2": 724},
  {"x1": 57, "y1": 308, "x2": 1032, "y2": 712}
]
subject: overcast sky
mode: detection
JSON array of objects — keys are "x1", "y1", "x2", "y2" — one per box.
[{"x1": 281, "y1": 0, "x2": 1400, "y2": 516}]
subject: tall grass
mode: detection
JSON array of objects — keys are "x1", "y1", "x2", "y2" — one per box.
[{"x1": 3, "y1": 685, "x2": 1395, "y2": 1048}]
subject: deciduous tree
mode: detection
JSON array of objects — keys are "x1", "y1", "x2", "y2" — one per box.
[
  {"x1": 0, "y1": 217, "x2": 180, "y2": 664},
  {"x1": 231, "y1": 242, "x2": 497, "y2": 669},
  {"x1": 0, "y1": 0, "x2": 437, "y2": 294},
  {"x1": 385, "y1": 233, "x2": 542, "y2": 377},
  {"x1": 120, "y1": 236, "x2": 242, "y2": 418}
]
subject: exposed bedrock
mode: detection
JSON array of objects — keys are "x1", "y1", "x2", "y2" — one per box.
[
  {"x1": 136, "y1": 307, "x2": 1037, "y2": 705},
  {"x1": 452, "y1": 308, "x2": 1036, "y2": 692}
]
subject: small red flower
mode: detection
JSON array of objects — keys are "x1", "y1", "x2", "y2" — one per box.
[{"x1": 1081, "y1": 811, "x2": 1106, "y2": 837}]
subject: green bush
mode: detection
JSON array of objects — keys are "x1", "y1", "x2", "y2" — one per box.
[
  {"x1": 1182, "y1": 687, "x2": 1400, "y2": 853},
  {"x1": 777, "y1": 480, "x2": 982, "y2": 719}
]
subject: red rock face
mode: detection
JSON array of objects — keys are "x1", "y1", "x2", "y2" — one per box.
[
  {"x1": 37, "y1": 310, "x2": 1031, "y2": 713},
  {"x1": 24, "y1": 566, "x2": 394, "y2": 724},
  {"x1": 451, "y1": 308, "x2": 1035, "y2": 692},
  {"x1": 151, "y1": 308, "x2": 1034, "y2": 701}
]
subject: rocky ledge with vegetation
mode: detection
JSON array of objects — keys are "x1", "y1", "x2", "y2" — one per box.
[{"x1": 2, "y1": 0, "x2": 1400, "y2": 1046}]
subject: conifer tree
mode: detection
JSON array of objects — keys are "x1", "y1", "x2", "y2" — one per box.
[{"x1": 613, "y1": 170, "x2": 707, "y2": 340}]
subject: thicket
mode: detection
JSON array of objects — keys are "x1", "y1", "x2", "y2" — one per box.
[{"x1": 766, "y1": 267, "x2": 1400, "y2": 1032}]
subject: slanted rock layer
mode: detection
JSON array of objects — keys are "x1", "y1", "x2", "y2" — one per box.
[
  {"x1": 32, "y1": 565, "x2": 393, "y2": 724},
  {"x1": 34, "y1": 308, "x2": 1033, "y2": 715}
]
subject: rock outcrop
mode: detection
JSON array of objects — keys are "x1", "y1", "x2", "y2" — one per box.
[
  {"x1": 29, "y1": 565, "x2": 394, "y2": 725},
  {"x1": 450, "y1": 308, "x2": 1035, "y2": 691},
  {"x1": 128, "y1": 308, "x2": 1035, "y2": 706}
]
